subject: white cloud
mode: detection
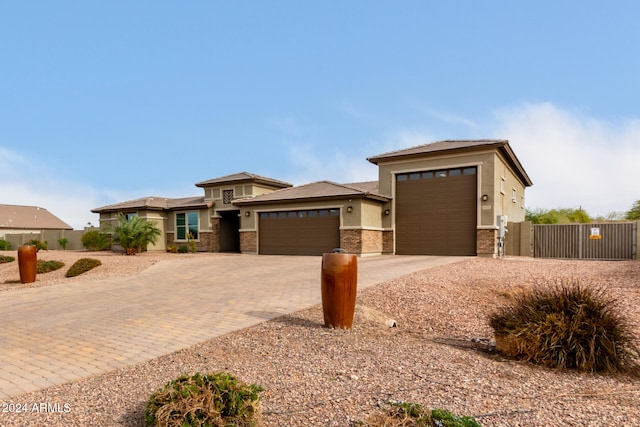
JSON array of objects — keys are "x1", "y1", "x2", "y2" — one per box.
[
  {"x1": 492, "y1": 103, "x2": 640, "y2": 217},
  {"x1": 282, "y1": 143, "x2": 378, "y2": 185},
  {"x1": 0, "y1": 147, "x2": 104, "y2": 229}
]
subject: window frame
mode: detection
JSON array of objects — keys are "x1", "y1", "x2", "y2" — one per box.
[{"x1": 175, "y1": 211, "x2": 200, "y2": 241}]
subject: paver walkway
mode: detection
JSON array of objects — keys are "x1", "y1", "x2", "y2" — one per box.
[{"x1": 0, "y1": 254, "x2": 467, "y2": 399}]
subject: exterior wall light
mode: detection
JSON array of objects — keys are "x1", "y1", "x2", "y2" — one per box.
[
  {"x1": 384, "y1": 209, "x2": 390, "y2": 215},
  {"x1": 245, "y1": 211, "x2": 251, "y2": 217},
  {"x1": 346, "y1": 206, "x2": 353, "y2": 213},
  {"x1": 481, "y1": 194, "x2": 489, "y2": 202}
]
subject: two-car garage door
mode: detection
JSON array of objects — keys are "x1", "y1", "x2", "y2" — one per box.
[
  {"x1": 258, "y1": 209, "x2": 340, "y2": 255},
  {"x1": 395, "y1": 167, "x2": 477, "y2": 255}
]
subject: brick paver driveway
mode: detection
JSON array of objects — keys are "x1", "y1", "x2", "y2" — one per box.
[{"x1": 0, "y1": 254, "x2": 467, "y2": 398}]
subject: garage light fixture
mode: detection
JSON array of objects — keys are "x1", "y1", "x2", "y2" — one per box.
[
  {"x1": 346, "y1": 206, "x2": 353, "y2": 213},
  {"x1": 245, "y1": 211, "x2": 251, "y2": 217},
  {"x1": 481, "y1": 194, "x2": 489, "y2": 202},
  {"x1": 384, "y1": 209, "x2": 390, "y2": 215}
]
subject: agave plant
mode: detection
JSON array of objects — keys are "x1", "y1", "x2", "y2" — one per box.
[{"x1": 107, "y1": 213, "x2": 162, "y2": 255}]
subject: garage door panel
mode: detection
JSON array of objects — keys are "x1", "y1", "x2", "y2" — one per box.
[
  {"x1": 259, "y1": 210, "x2": 340, "y2": 255},
  {"x1": 396, "y1": 168, "x2": 477, "y2": 255}
]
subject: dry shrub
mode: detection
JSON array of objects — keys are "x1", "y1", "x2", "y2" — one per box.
[
  {"x1": 0, "y1": 255, "x2": 15, "y2": 264},
  {"x1": 489, "y1": 278, "x2": 640, "y2": 373},
  {"x1": 358, "y1": 402, "x2": 480, "y2": 427},
  {"x1": 65, "y1": 258, "x2": 102, "y2": 278},
  {"x1": 144, "y1": 372, "x2": 263, "y2": 427},
  {"x1": 36, "y1": 260, "x2": 65, "y2": 273}
]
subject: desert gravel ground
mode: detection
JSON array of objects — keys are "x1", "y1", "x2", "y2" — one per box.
[{"x1": 1, "y1": 250, "x2": 639, "y2": 426}]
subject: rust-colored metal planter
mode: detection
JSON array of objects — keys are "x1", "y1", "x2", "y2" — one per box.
[
  {"x1": 321, "y1": 252, "x2": 358, "y2": 329},
  {"x1": 18, "y1": 245, "x2": 37, "y2": 284}
]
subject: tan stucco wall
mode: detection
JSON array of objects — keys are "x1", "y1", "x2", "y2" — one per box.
[{"x1": 494, "y1": 152, "x2": 527, "y2": 223}]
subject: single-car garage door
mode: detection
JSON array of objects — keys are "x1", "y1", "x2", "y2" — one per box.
[
  {"x1": 395, "y1": 167, "x2": 477, "y2": 255},
  {"x1": 259, "y1": 209, "x2": 340, "y2": 255}
]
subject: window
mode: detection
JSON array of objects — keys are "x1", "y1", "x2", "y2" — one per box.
[
  {"x1": 176, "y1": 212, "x2": 199, "y2": 240},
  {"x1": 435, "y1": 170, "x2": 447, "y2": 178},
  {"x1": 449, "y1": 169, "x2": 461, "y2": 176},
  {"x1": 124, "y1": 212, "x2": 137, "y2": 221},
  {"x1": 463, "y1": 167, "x2": 476, "y2": 175},
  {"x1": 500, "y1": 177, "x2": 506, "y2": 194},
  {"x1": 223, "y1": 189, "x2": 234, "y2": 204}
]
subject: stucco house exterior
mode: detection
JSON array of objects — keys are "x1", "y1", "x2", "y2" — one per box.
[{"x1": 92, "y1": 140, "x2": 532, "y2": 257}]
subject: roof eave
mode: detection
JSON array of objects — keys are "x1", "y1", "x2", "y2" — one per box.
[{"x1": 235, "y1": 193, "x2": 390, "y2": 206}]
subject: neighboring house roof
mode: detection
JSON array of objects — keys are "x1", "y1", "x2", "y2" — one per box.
[
  {"x1": 0, "y1": 204, "x2": 73, "y2": 230},
  {"x1": 92, "y1": 196, "x2": 207, "y2": 213},
  {"x1": 235, "y1": 180, "x2": 390, "y2": 206},
  {"x1": 195, "y1": 171, "x2": 293, "y2": 189},
  {"x1": 367, "y1": 139, "x2": 533, "y2": 187}
]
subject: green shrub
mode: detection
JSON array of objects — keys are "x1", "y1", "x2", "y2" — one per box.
[
  {"x1": 65, "y1": 258, "x2": 102, "y2": 278},
  {"x1": 36, "y1": 260, "x2": 65, "y2": 274},
  {"x1": 144, "y1": 372, "x2": 263, "y2": 427},
  {"x1": 28, "y1": 240, "x2": 48, "y2": 251},
  {"x1": 0, "y1": 255, "x2": 15, "y2": 264},
  {"x1": 177, "y1": 245, "x2": 188, "y2": 253},
  {"x1": 358, "y1": 402, "x2": 480, "y2": 427},
  {"x1": 0, "y1": 240, "x2": 12, "y2": 250},
  {"x1": 58, "y1": 237, "x2": 68, "y2": 250},
  {"x1": 81, "y1": 230, "x2": 112, "y2": 251},
  {"x1": 489, "y1": 279, "x2": 640, "y2": 373}
]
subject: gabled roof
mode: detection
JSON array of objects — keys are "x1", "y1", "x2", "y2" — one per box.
[
  {"x1": 195, "y1": 172, "x2": 292, "y2": 189},
  {"x1": 92, "y1": 196, "x2": 207, "y2": 213},
  {"x1": 0, "y1": 204, "x2": 73, "y2": 230},
  {"x1": 367, "y1": 139, "x2": 533, "y2": 187},
  {"x1": 235, "y1": 180, "x2": 390, "y2": 205}
]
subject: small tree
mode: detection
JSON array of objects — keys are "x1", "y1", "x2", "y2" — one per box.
[
  {"x1": 81, "y1": 230, "x2": 112, "y2": 251},
  {"x1": 526, "y1": 207, "x2": 591, "y2": 224},
  {"x1": 58, "y1": 237, "x2": 68, "y2": 250},
  {"x1": 107, "y1": 213, "x2": 162, "y2": 255},
  {"x1": 625, "y1": 200, "x2": 640, "y2": 221}
]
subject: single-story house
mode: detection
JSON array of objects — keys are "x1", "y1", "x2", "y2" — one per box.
[
  {"x1": 92, "y1": 139, "x2": 533, "y2": 257},
  {"x1": 0, "y1": 204, "x2": 73, "y2": 239}
]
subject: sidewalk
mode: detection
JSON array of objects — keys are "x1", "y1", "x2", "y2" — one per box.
[{"x1": 0, "y1": 254, "x2": 467, "y2": 399}]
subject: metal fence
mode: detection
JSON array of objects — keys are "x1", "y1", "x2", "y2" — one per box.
[{"x1": 533, "y1": 222, "x2": 637, "y2": 260}]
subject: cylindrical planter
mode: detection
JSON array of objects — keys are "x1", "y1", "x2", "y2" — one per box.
[
  {"x1": 18, "y1": 245, "x2": 37, "y2": 284},
  {"x1": 321, "y1": 252, "x2": 358, "y2": 329}
]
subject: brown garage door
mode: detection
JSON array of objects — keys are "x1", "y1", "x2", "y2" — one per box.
[
  {"x1": 395, "y1": 167, "x2": 477, "y2": 255},
  {"x1": 259, "y1": 209, "x2": 340, "y2": 255}
]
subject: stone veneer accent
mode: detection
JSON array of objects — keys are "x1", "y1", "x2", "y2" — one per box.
[
  {"x1": 166, "y1": 231, "x2": 215, "y2": 252},
  {"x1": 382, "y1": 230, "x2": 394, "y2": 254},
  {"x1": 209, "y1": 217, "x2": 221, "y2": 252},
  {"x1": 340, "y1": 229, "x2": 385, "y2": 255},
  {"x1": 240, "y1": 230, "x2": 257, "y2": 253},
  {"x1": 476, "y1": 228, "x2": 498, "y2": 257}
]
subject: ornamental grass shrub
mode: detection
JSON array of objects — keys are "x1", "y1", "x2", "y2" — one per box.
[
  {"x1": 0, "y1": 240, "x2": 12, "y2": 250},
  {"x1": 358, "y1": 402, "x2": 480, "y2": 427},
  {"x1": 65, "y1": 258, "x2": 102, "y2": 277},
  {"x1": 489, "y1": 278, "x2": 640, "y2": 373},
  {"x1": 144, "y1": 372, "x2": 263, "y2": 427}
]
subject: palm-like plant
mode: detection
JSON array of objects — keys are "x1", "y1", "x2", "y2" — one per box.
[{"x1": 107, "y1": 213, "x2": 162, "y2": 255}]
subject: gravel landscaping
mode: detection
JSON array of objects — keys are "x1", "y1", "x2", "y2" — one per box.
[{"x1": 1, "y1": 251, "x2": 639, "y2": 426}]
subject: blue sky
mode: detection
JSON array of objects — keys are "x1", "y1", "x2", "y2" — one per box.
[{"x1": 2, "y1": 1, "x2": 639, "y2": 228}]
